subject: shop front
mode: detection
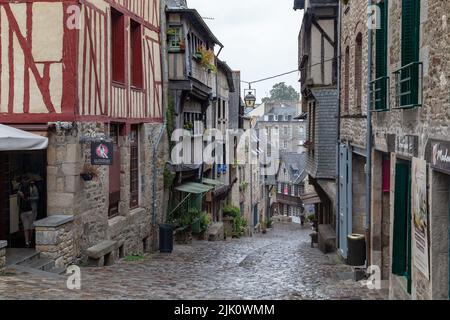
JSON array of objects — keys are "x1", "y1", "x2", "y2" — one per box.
[
  {"x1": 426, "y1": 139, "x2": 450, "y2": 299},
  {"x1": 0, "y1": 125, "x2": 48, "y2": 250}
]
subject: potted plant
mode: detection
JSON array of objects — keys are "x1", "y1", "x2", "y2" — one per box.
[
  {"x1": 261, "y1": 220, "x2": 267, "y2": 234},
  {"x1": 194, "y1": 46, "x2": 216, "y2": 73},
  {"x1": 80, "y1": 164, "x2": 99, "y2": 181},
  {"x1": 183, "y1": 122, "x2": 194, "y2": 132}
]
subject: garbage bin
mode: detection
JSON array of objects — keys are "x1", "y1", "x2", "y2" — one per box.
[
  {"x1": 159, "y1": 224, "x2": 173, "y2": 253},
  {"x1": 347, "y1": 234, "x2": 366, "y2": 266}
]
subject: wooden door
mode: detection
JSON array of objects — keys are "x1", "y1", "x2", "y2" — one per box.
[{"x1": 0, "y1": 154, "x2": 9, "y2": 242}]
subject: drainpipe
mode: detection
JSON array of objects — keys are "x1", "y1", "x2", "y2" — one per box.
[
  {"x1": 152, "y1": 1, "x2": 170, "y2": 229},
  {"x1": 365, "y1": 0, "x2": 374, "y2": 268},
  {"x1": 335, "y1": 0, "x2": 342, "y2": 252}
]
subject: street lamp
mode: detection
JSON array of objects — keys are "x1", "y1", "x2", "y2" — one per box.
[{"x1": 244, "y1": 88, "x2": 256, "y2": 109}]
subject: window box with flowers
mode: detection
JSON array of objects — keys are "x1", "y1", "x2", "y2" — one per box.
[{"x1": 193, "y1": 46, "x2": 216, "y2": 73}]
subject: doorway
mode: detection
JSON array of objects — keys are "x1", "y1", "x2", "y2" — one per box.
[
  {"x1": 392, "y1": 160, "x2": 412, "y2": 294},
  {"x1": 0, "y1": 151, "x2": 47, "y2": 248}
]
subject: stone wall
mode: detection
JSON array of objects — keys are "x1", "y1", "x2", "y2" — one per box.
[
  {"x1": 340, "y1": 0, "x2": 369, "y2": 148},
  {"x1": 46, "y1": 121, "x2": 168, "y2": 263},
  {"x1": 35, "y1": 216, "x2": 75, "y2": 268},
  {"x1": 372, "y1": 0, "x2": 450, "y2": 300},
  {"x1": 0, "y1": 241, "x2": 6, "y2": 275},
  {"x1": 352, "y1": 154, "x2": 366, "y2": 235}
]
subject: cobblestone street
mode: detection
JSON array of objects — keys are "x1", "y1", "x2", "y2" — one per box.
[{"x1": 0, "y1": 223, "x2": 388, "y2": 300}]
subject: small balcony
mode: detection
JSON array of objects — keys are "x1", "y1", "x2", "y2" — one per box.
[
  {"x1": 393, "y1": 62, "x2": 423, "y2": 109},
  {"x1": 369, "y1": 76, "x2": 390, "y2": 112}
]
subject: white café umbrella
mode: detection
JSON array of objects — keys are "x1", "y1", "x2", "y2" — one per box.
[{"x1": 0, "y1": 124, "x2": 48, "y2": 151}]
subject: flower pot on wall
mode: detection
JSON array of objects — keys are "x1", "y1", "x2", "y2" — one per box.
[{"x1": 80, "y1": 173, "x2": 93, "y2": 181}]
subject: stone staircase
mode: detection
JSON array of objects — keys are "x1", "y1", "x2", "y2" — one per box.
[{"x1": 12, "y1": 251, "x2": 66, "y2": 276}]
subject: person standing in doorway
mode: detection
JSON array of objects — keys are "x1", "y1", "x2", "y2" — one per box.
[{"x1": 17, "y1": 177, "x2": 38, "y2": 248}]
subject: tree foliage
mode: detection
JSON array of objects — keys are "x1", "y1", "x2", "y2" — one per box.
[{"x1": 261, "y1": 82, "x2": 300, "y2": 103}]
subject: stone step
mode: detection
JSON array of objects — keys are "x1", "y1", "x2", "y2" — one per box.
[
  {"x1": 7, "y1": 249, "x2": 40, "y2": 266},
  {"x1": 19, "y1": 257, "x2": 55, "y2": 272}
]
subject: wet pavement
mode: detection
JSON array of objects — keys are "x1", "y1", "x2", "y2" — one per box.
[{"x1": 0, "y1": 223, "x2": 388, "y2": 300}]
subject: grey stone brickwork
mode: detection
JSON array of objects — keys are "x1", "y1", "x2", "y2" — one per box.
[
  {"x1": 369, "y1": 0, "x2": 450, "y2": 300},
  {"x1": 44, "y1": 121, "x2": 168, "y2": 265},
  {"x1": 340, "y1": 0, "x2": 368, "y2": 149},
  {"x1": 35, "y1": 215, "x2": 75, "y2": 268}
]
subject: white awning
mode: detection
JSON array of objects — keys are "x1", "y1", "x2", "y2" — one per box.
[{"x1": 0, "y1": 124, "x2": 48, "y2": 151}]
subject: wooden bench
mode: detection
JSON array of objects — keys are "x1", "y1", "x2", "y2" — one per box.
[{"x1": 86, "y1": 240, "x2": 119, "y2": 267}]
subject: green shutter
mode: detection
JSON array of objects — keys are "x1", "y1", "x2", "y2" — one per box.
[
  {"x1": 401, "y1": 0, "x2": 420, "y2": 106},
  {"x1": 375, "y1": 1, "x2": 388, "y2": 110},
  {"x1": 392, "y1": 163, "x2": 408, "y2": 276}
]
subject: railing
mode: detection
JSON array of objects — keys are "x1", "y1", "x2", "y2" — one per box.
[
  {"x1": 369, "y1": 76, "x2": 390, "y2": 112},
  {"x1": 393, "y1": 61, "x2": 423, "y2": 109}
]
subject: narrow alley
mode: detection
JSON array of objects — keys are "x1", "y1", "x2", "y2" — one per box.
[{"x1": 0, "y1": 223, "x2": 386, "y2": 300}]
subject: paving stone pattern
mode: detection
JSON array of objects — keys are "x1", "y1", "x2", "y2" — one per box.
[{"x1": 0, "y1": 223, "x2": 388, "y2": 300}]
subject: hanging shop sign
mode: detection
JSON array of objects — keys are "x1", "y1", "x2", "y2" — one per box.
[
  {"x1": 91, "y1": 141, "x2": 113, "y2": 165},
  {"x1": 426, "y1": 139, "x2": 450, "y2": 174},
  {"x1": 411, "y1": 158, "x2": 430, "y2": 279},
  {"x1": 396, "y1": 135, "x2": 419, "y2": 158}
]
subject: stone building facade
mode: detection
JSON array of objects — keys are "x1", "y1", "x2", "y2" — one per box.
[
  {"x1": 369, "y1": 0, "x2": 450, "y2": 300},
  {"x1": 295, "y1": 0, "x2": 339, "y2": 254},
  {"x1": 337, "y1": 0, "x2": 371, "y2": 261},
  {"x1": 0, "y1": 0, "x2": 167, "y2": 268}
]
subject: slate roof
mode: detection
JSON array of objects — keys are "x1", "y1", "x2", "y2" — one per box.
[{"x1": 279, "y1": 152, "x2": 307, "y2": 184}]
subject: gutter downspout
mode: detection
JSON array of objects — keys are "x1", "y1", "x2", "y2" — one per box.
[
  {"x1": 335, "y1": 0, "x2": 342, "y2": 254},
  {"x1": 365, "y1": 0, "x2": 374, "y2": 268},
  {"x1": 152, "y1": 0, "x2": 169, "y2": 250}
]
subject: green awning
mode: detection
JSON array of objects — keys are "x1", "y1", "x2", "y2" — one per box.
[
  {"x1": 202, "y1": 178, "x2": 224, "y2": 187},
  {"x1": 175, "y1": 182, "x2": 214, "y2": 194}
]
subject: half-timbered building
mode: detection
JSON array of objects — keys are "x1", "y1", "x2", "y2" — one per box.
[
  {"x1": 0, "y1": 0, "x2": 167, "y2": 268},
  {"x1": 165, "y1": 0, "x2": 233, "y2": 228},
  {"x1": 295, "y1": 0, "x2": 339, "y2": 254}
]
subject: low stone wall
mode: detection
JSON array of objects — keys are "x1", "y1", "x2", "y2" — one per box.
[
  {"x1": 35, "y1": 215, "x2": 75, "y2": 268},
  {"x1": 0, "y1": 240, "x2": 6, "y2": 275}
]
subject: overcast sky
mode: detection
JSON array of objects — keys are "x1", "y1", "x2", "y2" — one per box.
[{"x1": 187, "y1": 0, "x2": 304, "y2": 103}]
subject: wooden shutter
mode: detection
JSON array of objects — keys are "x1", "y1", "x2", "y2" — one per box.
[
  {"x1": 401, "y1": 0, "x2": 420, "y2": 106},
  {"x1": 375, "y1": 0, "x2": 388, "y2": 110}
]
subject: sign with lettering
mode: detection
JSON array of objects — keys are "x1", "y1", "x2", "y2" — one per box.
[
  {"x1": 396, "y1": 135, "x2": 418, "y2": 158},
  {"x1": 430, "y1": 141, "x2": 450, "y2": 174},
  {"x1": 91, "y1": 141, "x2": 113, "y2": 165}
]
